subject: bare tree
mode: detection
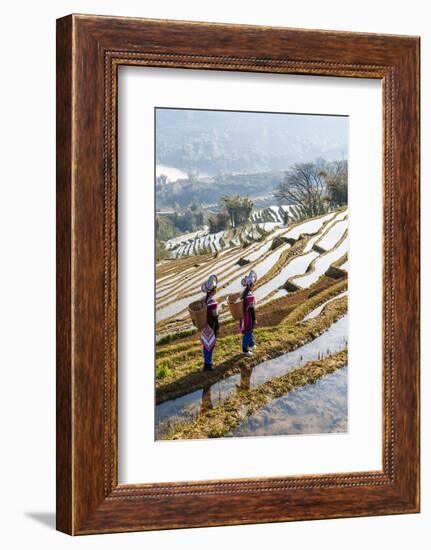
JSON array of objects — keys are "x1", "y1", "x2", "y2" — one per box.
[{"x1": 274, "y1": 159, "x2": 329, "y2": 220}]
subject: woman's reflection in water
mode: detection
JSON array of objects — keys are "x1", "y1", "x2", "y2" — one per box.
[
  {"x1": 200, "y1": 365, "x2": 253, "y2": 415},
  {"x1": 200, "y1": 385, "x2": 213, "y2": 414},
  {"x1": 237, "y1": 365, "x2": 252, "y2": 393}
]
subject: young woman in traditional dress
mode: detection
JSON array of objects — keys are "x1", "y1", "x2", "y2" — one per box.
[
  {"x1": 200, "y1": 275, "x2": 219, "y2": 371},
  {"x1": 240, "y1": 271, "x2": 257, "y2": 357}
]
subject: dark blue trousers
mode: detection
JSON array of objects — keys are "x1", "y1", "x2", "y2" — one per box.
[
  {"x1": 203, "y1": 346, "x2": 214, "y2": 367},
  {"x1": 242, "y1": 331, "x2": 255, "y2": 352}
]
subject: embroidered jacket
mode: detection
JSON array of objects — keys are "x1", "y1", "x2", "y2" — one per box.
[
  {"x1": 240, "y1": 292, "x2": 256, "y2": 333},
  {"x1": 205, "y1": 296, "x2": 219, "y2": 333},
  {"x1": 200, "y1": 296, "x2": 219, "y2": 351}
]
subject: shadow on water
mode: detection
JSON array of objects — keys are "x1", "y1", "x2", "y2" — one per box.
[{"x1": 156, "y1": 315, "x2": 348, "y2": 439}]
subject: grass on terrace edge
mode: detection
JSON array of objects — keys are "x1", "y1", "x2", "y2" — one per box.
[
  {"x1": 160, "y1": 349, "x2": 348, "y2": 440},
  {"x1": 156, "y1": 295, "x2": 347, "y2": 404},
  {"x1": 155, "y1": 232, "x2": 304, "y2": 325},
  {"x1": 155, "y1": 208, "x2": 346, "y2": 332},
  {"x1": 155, "y1": 277, "x2": 347, "y2": 384}
]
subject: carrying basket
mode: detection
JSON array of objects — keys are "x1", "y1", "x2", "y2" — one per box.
[
  {"x1": 227, "y1": 292, "x2": 244, "y2": 321},
  {"x1": 188, "y1": 300, "x2": 208, "y2": 329}
]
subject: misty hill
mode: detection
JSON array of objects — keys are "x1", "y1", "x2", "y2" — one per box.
[
  {"x1": 156, "y1": 108, "x2": 348, "y2": 176},
  {"x1": 156, "y1": 170, "x2": 284, "y2": 209}
]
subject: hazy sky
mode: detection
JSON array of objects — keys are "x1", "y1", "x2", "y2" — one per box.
[{"x1": 156, "y1": 107, "x2": 348, "y2": 175}]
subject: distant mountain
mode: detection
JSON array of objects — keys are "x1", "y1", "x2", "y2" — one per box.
[{"x1": 156, "y1": 108, "x2": 348, "y2": 177}]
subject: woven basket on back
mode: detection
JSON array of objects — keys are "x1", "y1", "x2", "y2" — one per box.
[
  {"x1": 227, "y1": 292, "x2": 244, "y2": 321},
  {"x1": 188, "y1": 300, "x2": 207, "y2": 329}
]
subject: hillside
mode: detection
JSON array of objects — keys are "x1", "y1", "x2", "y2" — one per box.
[
  {"x1": 155, "y1": 207, "x2": 348, "y2": 440},
  {"x1": 157, "y1": 207, "x2": 347, "y2": 334},
  {"x1": 156, "y1": 170, "x2": 284, "y2": 209},
  {"x1": 165, "y1": 205, "x2": 295, "y2": 258}
]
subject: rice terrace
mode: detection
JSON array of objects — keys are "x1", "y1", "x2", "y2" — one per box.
[{"x1": 154, "y1": 108, "x2": 349, "y2": 441}]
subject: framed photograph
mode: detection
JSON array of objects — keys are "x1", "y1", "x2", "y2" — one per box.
[{"x1": 56, "y1": 14, "x2": 420, "y2": 534}]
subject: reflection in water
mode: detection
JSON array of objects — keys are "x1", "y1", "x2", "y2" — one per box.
[
  {"x1": 155, "y1": 315, "x2": 348, "y2": 439},
  {"x1": 303, "y1": 291, "x2": 348, "y2": 321},
  {"x1": 248, "y1": 315, "x2": 347, "y2": 388},
  {"x1": 238, "y1": 366, "x2": 252, "y2": 393},
  {"x1": 155, "y1": 388, "x2": 203, "y2": 439},
  {"x1": 230, "y1": 366, "x2": 348, "y2": 437},
  {"x1": 200, "y1": 386, "x2": 213, "y2": 414}
]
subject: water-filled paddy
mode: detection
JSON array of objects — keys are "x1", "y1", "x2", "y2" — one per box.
[{"x1": 155, "y1": 315, "x2": 348, "y2": 439}]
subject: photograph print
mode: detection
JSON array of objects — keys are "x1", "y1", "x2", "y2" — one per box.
[{"x1": 155, "y1": 107, "x2": 348, "y2": 441}]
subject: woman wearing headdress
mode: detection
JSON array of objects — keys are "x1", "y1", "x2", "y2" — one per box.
[
  {"x1": 200, "y1": 274, "x2": 219, "y2": 371},
  {"x1": 240, "y1": 271, "x2": 257, "y2": 357}
]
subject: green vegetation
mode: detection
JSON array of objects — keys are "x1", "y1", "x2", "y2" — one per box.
[
  {"x1": 282, "y1": 279, "x2": 347, "y2": 325},
  {"x1": 157, "y1": 327, "x2": 198, "y2": 346},
  {"x1": 156, "y1": 170, "x2": 283, "y2": 210},
  {"x1": 155, "y1": 205, "x2": 349, "y2": 439},
  {"x1": 156, "y1": 204, "x2": 205, "y2": 237},
  {"x1": 155, "y1": 215, "x2": 180, "y2": 243},
  {"x1": 207, "y1": 195, "x2": 255, "y2": 234},
  {"x1": 208, "y1": 210, "x2": 230, "y2": 234},
  {"x1": 154, "y1": 109, "x2": 350, "y2": 440},
  {"x1": 156, "y1": 296, "x2": 347, "y2": 403},
  {"x1": 221, "y1": 195, "x2": 254, "y2": 229},
  {"x1": 156, "y1": 365, "x2": 173, "y2": 380},
  {"x1": 325, "y1": 160, "x2": 348, "y2": 208}
]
